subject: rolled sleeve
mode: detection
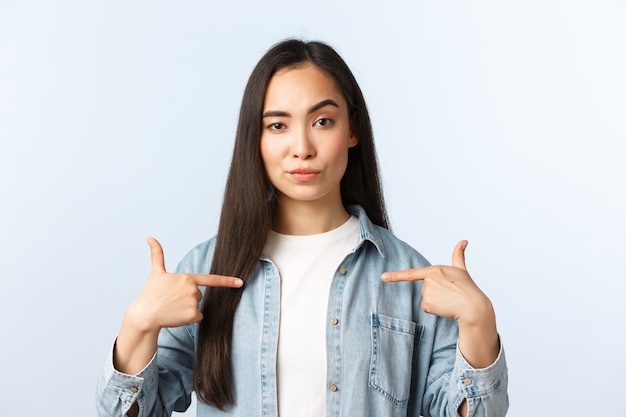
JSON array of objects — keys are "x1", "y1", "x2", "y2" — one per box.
[
  {"x1": 449, "y1": 340, "x2": 509, "y2": 416},
  {"x1": 95, "y1": 339, "x2": 159, "y2": 417}
]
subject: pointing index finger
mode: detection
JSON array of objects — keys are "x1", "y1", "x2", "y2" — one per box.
[
  {"x1": 192, "y1": 274, "x2": 244, "y2": 288},
  {"x1": 381, "y1": 267, "x2": 428, "y2": 282}
]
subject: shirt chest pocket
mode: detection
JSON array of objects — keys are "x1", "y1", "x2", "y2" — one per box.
[{"x1": 369, "y1": 313, "x2": 423, "y2": 408}]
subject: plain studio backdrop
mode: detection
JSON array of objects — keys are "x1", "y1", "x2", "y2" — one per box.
[{"x1": 1, "y1": 1, "x2": 624, "y2": 416}]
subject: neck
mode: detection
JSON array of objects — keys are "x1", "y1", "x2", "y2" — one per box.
[{"x1": 273, "y1": 197, "x2": 350, "y2": 236}]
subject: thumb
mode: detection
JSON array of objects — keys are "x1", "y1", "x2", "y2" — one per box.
[
  {"x1": 452, "y1": 240, "x2": 468, "y2": 270},
  {"x1": 147, "y1": 237, "x2": 166, "y2": 273}
]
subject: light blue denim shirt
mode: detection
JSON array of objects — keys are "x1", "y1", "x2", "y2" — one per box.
[{"x1": 96, "y1": 206, "x2": 508, "y2": 417}]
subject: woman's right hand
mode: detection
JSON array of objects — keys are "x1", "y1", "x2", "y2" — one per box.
[
  {"x1": 125, "y1": 237, "x2": 244, "y2": 333},
  {"x1": 114, "y1": 237, "x2": 243, "y2": 376}
]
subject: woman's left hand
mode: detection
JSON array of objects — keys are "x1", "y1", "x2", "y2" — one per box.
[
  {"x1": 381, "y1": 240, "x2": 493, "y2": 324},
  {"x1": 381, "y1": 240, "x2": 499, "y2": 368}
]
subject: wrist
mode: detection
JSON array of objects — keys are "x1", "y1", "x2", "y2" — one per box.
[
  {"x1": 123, "y1": 301, "x2": 162, "y2": 335},
  {"x1": 457, "y1": 295, "x2": 496, "y2": 329},
  {"x1": 456, "y1": 298, "x2": 500, "y2": 368},
  {"x1": 114, "y1": 304, "x2": 161, "y2": 375}
]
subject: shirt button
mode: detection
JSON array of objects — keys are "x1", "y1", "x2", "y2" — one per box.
[
  {"x1": 130, "y1": 386, "x2": 138, "y2": 393},
  {"x1": 463, "y1": 378, "x2": 472, "y2": 386},
  {"x1": 329, "y1": 384, "x2": 338, "y2": 392},
  {"x1": 338, "y1": 267, "x2": 346, "y2": 275},
  {"x1": 330, "y1": 317, "x2": 339, "y2": 325}
]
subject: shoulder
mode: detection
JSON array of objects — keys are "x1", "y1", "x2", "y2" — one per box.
[
  {"x1": 174, "y1": 236, "x2": 217, "y2": 274},
  {"x1": 371, "y1": 225, "x2": 431, "y2": 269},
  {"x1": 350, "y1": 205, "x2": 431, "y2": 270}
]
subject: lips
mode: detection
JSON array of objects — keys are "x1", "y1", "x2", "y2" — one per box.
[{"x1": 288, "y1": 168, "x2": 320, "y2": 182}]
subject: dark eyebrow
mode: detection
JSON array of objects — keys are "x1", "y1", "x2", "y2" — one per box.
[
  {"x1": 262, "y1": 99, "x2": 340, "y2": 118},
  {"x1": 308, "y1": 99, "x2": 340, "y2": 114},
  {"x1": 262, "y1": 110, "x2": 290, "y2": 118}
]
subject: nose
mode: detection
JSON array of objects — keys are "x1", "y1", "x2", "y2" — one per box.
[{"x1": 292, "y1": 127, "x2": 316, "y2": 160}]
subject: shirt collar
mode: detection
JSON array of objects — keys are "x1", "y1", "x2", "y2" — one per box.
[{"x1": 347, "y1": 205, "x2": 387, "y2": 258}]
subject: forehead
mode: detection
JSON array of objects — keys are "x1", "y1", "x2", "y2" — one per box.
[{"x1": 263, "y1": 64, "x2": 345, "y2": 109}]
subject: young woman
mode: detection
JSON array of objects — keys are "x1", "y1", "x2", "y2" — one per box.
[{"x1": 97, "y1": 39, "x2": 508, "y2": 417}]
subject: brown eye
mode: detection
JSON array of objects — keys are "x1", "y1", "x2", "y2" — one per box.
[{"x1": 314, "y1": 118, "x2": 333, "y2": 127}]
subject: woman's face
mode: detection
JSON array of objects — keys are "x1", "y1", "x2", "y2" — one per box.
[{"x1": 260, "y1": 64, "x2": 358, "y2": 210}]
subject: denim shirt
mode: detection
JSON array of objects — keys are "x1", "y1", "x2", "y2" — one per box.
[{"x1": 96, "y1": 206, "x2": 508, "y2": 417}]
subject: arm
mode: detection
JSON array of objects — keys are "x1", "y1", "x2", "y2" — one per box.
[
  {"x1": 382, "y1": 241, "x2": 508, "y2": 416},
  {"x1": 96, "y1": 238, "x2": 243, "y2": 417},
  {"x1": 455, "y1": 282, "x2": 499, "y2": 417}
]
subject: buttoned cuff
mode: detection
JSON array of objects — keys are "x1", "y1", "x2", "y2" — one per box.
[
  {"x1": 454, "y1": 339, "x2": 507, "y2": 398},
  {"x1": 101, "y1": 337, "x2": 159, "y2": 406}
]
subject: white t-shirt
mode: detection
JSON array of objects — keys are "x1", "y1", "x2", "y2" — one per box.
[{"x1": 263, "y1": 215, "x2": 359, "y2": 417}]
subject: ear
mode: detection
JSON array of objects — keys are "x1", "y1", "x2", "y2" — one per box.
[
  {"x1": 348, "y1": 116, "x2": 359, "y2": 148},
  {"x1": 348, "y1": 133, "x2": 359, "y2": 148}
]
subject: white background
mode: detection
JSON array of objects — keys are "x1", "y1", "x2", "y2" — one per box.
[{"x1": 1, "y1": 1, "x2": 625, "y2": 416}]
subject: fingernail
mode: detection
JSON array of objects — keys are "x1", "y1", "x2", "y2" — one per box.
[
  {"x1": 234, "y1": 279, "x2": 244, "y2": 287},
  {"x1": 381, "y1": 273, "x2": 390, "y2": 281}
]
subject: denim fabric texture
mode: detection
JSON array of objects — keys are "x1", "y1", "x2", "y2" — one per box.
[{"x1": 96, "y1": 205, "x2": 508, "y2": 417}]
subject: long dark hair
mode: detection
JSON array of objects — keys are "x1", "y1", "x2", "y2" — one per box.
[{"x1": 194, "y1": 39, "x2": 389, "y2": 409}]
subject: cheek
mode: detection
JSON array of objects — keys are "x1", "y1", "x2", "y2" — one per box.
[
  {"x1": 259, "y1": 140, "x2": 285, "y2": 184},
  {"x1": 259, "y1": 137, "x2": 275, "y2": 167},
  {"x1": 328, "y1": 139, "x2": 351, "y2": 165}
]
